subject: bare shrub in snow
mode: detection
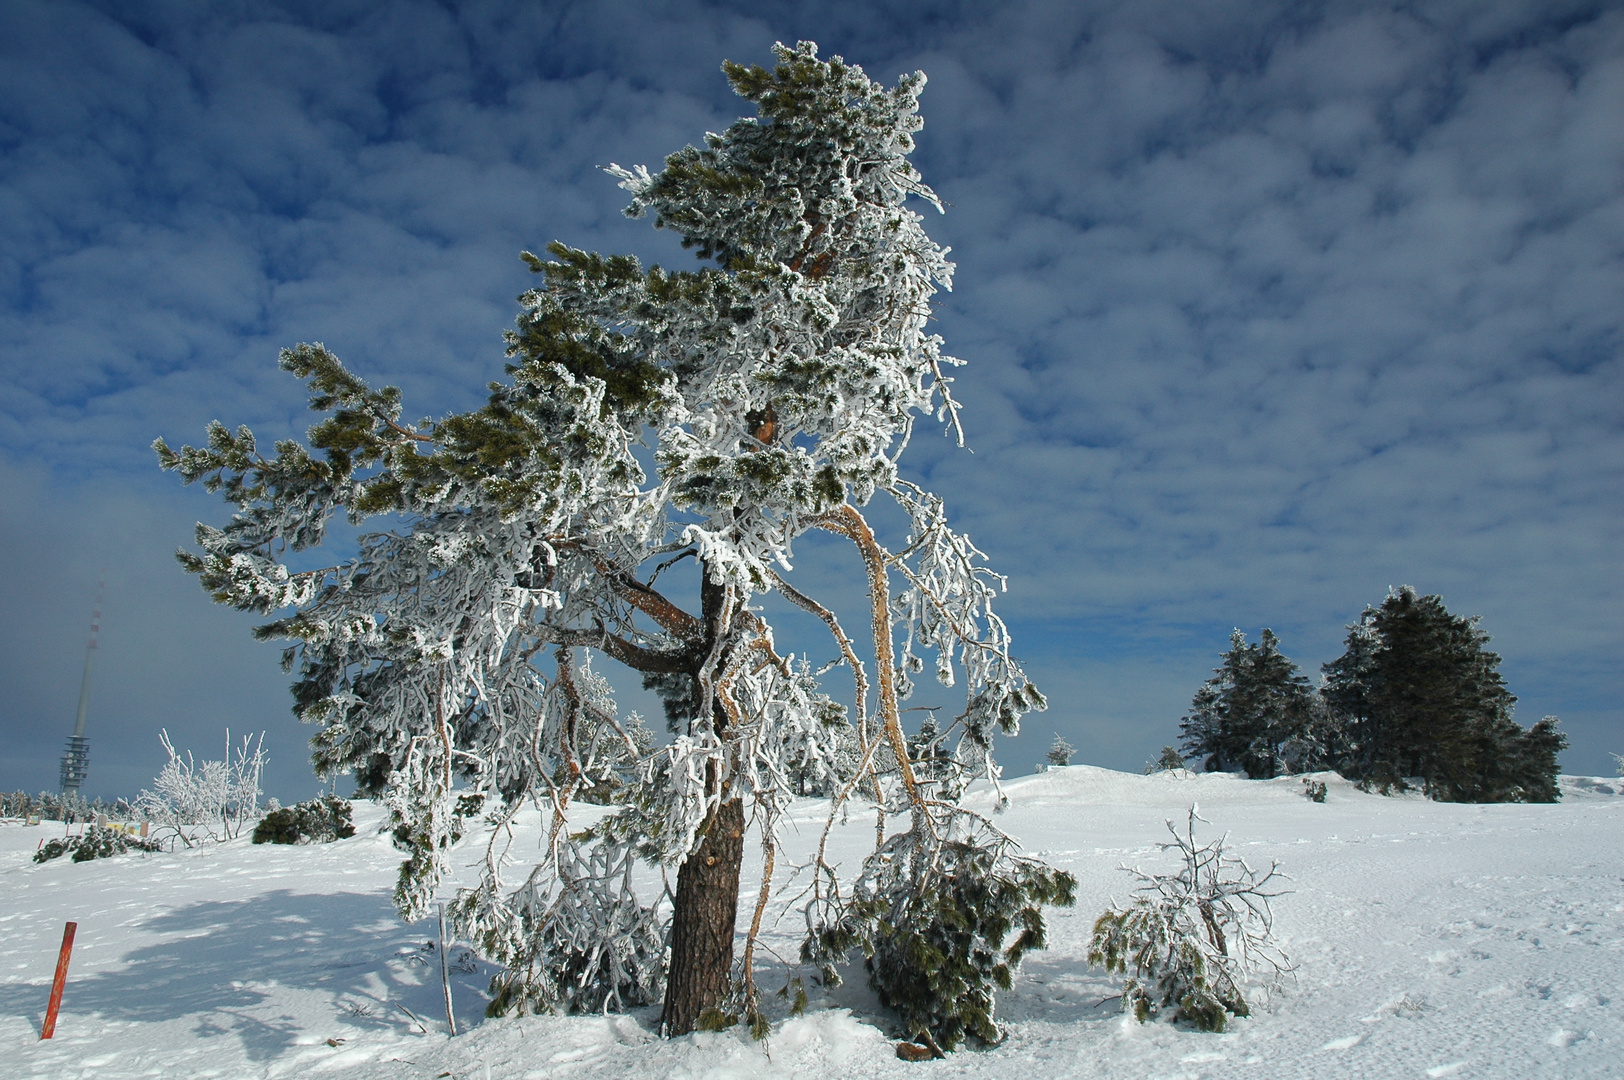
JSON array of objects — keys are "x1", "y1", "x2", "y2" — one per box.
[
  {"x1": 1089, "y1": 806, "x2": 1290, "y2": 1032},
  {"x1": 134, "y1": 730, "x2": 266, "y2": 847}
]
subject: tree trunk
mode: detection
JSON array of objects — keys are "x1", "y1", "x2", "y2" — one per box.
[
  {"x1": 660, "y1": 565, "x2": 746, "y2": 1036},
  {"x1": 660, "y1": 795, "x2": 746, "y2": 1035}
]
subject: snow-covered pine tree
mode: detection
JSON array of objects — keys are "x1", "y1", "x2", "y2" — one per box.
[
  {"x1": 906, "y1": 710, "x2": 965, "y2": 798},
  {"x1": 155, "y1": 42, "x2": 1067, "y2": 1043},
  {"x1": 1175, "y1": 683, "x2": 1223, "y2": 772},
  {"x1": 1177, "y1": 629, "x2": 1316, "y2": 778},
  {"x1": 1046, "y1": 734, "x2": 1073, "y2": 768},
  {"x1": 1322, "y1": 587, "x2": 1565, "y2": 802}
]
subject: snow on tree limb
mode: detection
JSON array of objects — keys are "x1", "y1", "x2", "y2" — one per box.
[{"x1": 157, "y1": 40, "x2": 1064, "y2": 1041}]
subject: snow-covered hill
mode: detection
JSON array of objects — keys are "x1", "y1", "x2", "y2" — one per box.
[{"x1": 4, "y1": 768, "x2": 1620, "y2": 1079}]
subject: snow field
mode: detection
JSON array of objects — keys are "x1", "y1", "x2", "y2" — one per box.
[{"x1": 2, "y1": 766, "x2": 1620, "y2": 1079}]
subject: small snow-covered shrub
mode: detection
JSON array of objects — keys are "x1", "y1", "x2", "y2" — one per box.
[
  {"x1": 806, "y1": 811, "x2": 1075, "y2": 1051},
  {"x1": 1046, "y1": 734, "x2": 1074, "y2": 768},
  {"x1": 34, "y1": 825, "x2": 163, "y2": 864},
  {"x1": 1089, "y1": 806, "x2": 1289, "y2": 1032},
  {"x1": 252, "y1": 795, "x2": 356, "y2": 844},
  {"x1": 1302, "y1": 778, "x2": 1328, "y2": 802},
  {"x1": 470, "y1": 842, "x2": 667, "y2": 1018},
  {"x1": 134, "y1": 729, "x2": 266, "y2": 847},
  {"x1": 908, "y1": 712, "x2": 971, "y2": 798}
]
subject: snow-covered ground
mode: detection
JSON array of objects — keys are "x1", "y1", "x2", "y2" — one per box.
[{"x1": 3, "y1": 767, "x2": 1620, "y2": 1079}]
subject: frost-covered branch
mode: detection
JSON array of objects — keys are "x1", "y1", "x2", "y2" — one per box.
[
  {"x1": 134, "y1": 729, "x2": 266, "y2": 848},
  {"x1": 1089, "y1": 806, "x2": 1292, "y2": 1031},
  {"x1": 158, "y1": 40, "x2": 1061, "y2": 1044}
]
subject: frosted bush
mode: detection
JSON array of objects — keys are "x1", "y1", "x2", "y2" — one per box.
[
  {"x1": 34, "y1": 825, "x2": 163, "y2": 864},
  {"x1": 804, "y1": 809, "x2": 1074, "y2": 1050},
  {"x1": 134, "y1": 730, "x2": 266, "y2": 847},
  {"x1": 252, "y1": 795, "x2": 355, "y2": 844},
  {"x1": 1089, "y1": 806, "x2": 1290, "y2": 1032}
]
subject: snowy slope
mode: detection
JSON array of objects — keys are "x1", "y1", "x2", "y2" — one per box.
[{"x1": 3, "y1": 768, "x2": 1620, "y2": 1079}]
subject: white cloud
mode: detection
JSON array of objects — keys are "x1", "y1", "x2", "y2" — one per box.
[{"x1": 0, "y1": 0, "x2": 1616, "y2": 787}]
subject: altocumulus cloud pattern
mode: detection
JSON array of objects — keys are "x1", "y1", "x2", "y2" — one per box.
[{"x1": 0, "y1": 0, "x2": 1618, "y2": 799}]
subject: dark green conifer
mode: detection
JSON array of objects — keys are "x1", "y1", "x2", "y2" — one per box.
[
  {"x1": 1321, "y1": 587, "x2": 1564, "y2": 802},
  {"x1": 252, "y1": 795, "x2": 357, "y2": 844},
  {"x1": 1178, "y1": 629, "x2": 1316, "y2": 778}
]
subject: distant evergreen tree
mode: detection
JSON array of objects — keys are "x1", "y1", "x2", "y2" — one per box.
[
  {"x1": 1144, "y1": 745, "x2": 1186, "y2": 774},
  {"x1": 1046, "y1": 734, "x2": 1074, "y2": 768},
  {"x1": 1320, "y1": 587, "x2": 1565, "y2": 802},
  {"x1": 907, "y1": 711, "x2": 967, "y2": 799},
  {"x1": 1176, "y1": 683, "x2": 1223, "y2": 772},
  {"x1": 1502, "y1": 717, "x2": 1565, "y2": 803},
  {"x1": 1318, "y1": 614, "x2": 1379, "y2": 776},
  {"x1": 1278, "y1": 694, "x2": 1347, "y2": 777},
  {"x1": 1178, "y1": 629, "x2": 1317, "y2": 778},
  {"x1": 783, "y1": 704, "x2": 862, "y2": 797}
]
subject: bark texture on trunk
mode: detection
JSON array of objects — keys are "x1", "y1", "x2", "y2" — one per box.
[
  {"x1": 658, "y1": 560, "x2": 748, "y2": 1037},
  {"x1": 660, "y1": 796, "x2": 746, "y2": 1035}
]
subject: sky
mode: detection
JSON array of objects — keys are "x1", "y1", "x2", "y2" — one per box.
[{"x1": 0, "y1": 0, "x2": 1618, "y2": 802}]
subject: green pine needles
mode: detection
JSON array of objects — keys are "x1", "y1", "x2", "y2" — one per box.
[
  {"x1": 806, "y1": 812, "x2": 1076, "y2": 1050},
  {"x1": 251, "y1": 795, "x2": 356, "y2": 845},
  {"x1": 34, "y1": 825, "x2": 164, "y2": 864},
  {"x1": 155, "y1": 39, "x2": 1062, "y2": 1043}
]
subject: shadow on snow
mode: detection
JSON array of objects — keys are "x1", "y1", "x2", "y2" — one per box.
[{"x1": 0, "y1": 888, "x2": 493, "y2": 1060}]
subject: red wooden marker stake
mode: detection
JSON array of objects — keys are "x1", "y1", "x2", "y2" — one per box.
[{"x1": 40, "y1": 921, "x2": 76, "y2": 1039}]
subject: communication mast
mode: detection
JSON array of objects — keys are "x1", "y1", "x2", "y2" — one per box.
[{"x1": 59, "y1": 576, "x2": 102, "y2": 798}]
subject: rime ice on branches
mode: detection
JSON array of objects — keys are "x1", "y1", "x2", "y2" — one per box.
[
  {"x1": 155, "y1": 41, "x2": 1068, "y2": 1044},
  {"x1": 1089, "y1": 806, "x2": 1291, "y2": 1032}
]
